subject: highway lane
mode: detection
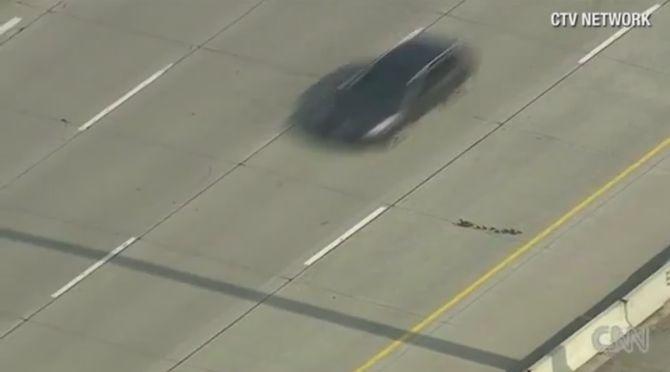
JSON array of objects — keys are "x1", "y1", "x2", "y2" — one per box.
[
  {"x1": 204, "y1": 0, "x2": 449, "y2": 77},
  {"x1": 0, "y1": 0, "x2": 669, "y2": 372},
  {"x1": 0, "y1": 0, "x2": 453, "y2": 370},
  {"x1": 171, "y1": 1, "x2": 670, "y2": 371},
  {"x1": 450, "y1": 0, "x2": 659, "y2": 53},
  {"x1": 332, "y1": 5, "x2": 670, "y2": 370},
  {"x1": 601, "y1": 2, "x2": 670, "y2": 75},
  {"x1": 54, "y1": 0, "x2": 262, "y2": 46},
  {"x1": 382, "y1": 154, "x2": 670, "y2": 371},
  {"x1": 0, "y1": 8, "x2": 188, "y2": 186},
  {"x1": 353, "y1": 6, "x2": 670, "y2": 369},
  {"x1": 0, "y1": 0, "x2": 266, "y2": 342},
  {"x1": 0, "y1": 2, "x2": 197, "y2": 339}
]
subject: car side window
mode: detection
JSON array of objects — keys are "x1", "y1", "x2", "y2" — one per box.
[{"x1": 420, "y1": 56, "x2": 456, "y2": 95}]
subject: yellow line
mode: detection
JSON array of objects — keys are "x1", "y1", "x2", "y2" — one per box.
[{"x1": 355, "y1": 137, "x2": 670, "y2": 371}]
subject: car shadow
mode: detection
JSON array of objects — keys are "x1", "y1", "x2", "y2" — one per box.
[{"x1": 289, "y1": 35, "x2": 478, "y2": 152}]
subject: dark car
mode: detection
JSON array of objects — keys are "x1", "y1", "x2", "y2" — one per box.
[{"x1": 313, "y1": 28, "x2": 473, "y2": 144}]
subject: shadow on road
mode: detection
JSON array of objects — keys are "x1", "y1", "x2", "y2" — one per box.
[{"x1": 1, "y1": 227, "x2": 517, "y2": 370}]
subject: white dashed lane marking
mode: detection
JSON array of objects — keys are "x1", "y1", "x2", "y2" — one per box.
[
  {"x1": 51, "y1": 237, "x2": 138, "y2": 299},
  {"x1": 304, "y1": 206, "x2": 388, "y2": 266},
  {"x1": 579, "y1": 3, "x2": 662, "y2": 65},
  {"x1": 0, "y1": 17, "x2": 21, "y2": 37},
  {"x1": 78, "y1": 64, "x2": 174, "y2": 131}
]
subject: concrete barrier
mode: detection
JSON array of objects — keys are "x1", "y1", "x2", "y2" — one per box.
[
  {"x1": 527, "y1": 260, "x2": 670, "y2": 372},
  {"x1": 623, "y1": 262, "x2": 670, "y2": 326}
]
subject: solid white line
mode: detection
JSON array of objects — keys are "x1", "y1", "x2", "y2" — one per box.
[
  {"x1": 78, "y1": 63, "x2": 174, "y2": 131},
  {"x1": 304, "y1": 206, "x2": 388, "y2": 266},
  {"x1": 579, "y1": 4, "x2": 662, "y2": 65},
  {"x1": 51, "y1": 237, "x2": 138, "y2": 298},
  {"x1": 0, "y1": 17, "x2": 21, "y2": 36}
]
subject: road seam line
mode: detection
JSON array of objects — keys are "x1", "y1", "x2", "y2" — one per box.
[
  {"x1": 355, "y1": 137, "x2": 670, "y2": 370},
  {"x1": 78, "y1": 64, "x2": 174, "y2": 131},
  {"x1": 304, "y1": 206, "x2": 388, "y2": 266},
  {"x1": 50, "y1": 237, "x2": 138, "y2": 298},
  {"x1": 0, "y1": 17, "x2": 21, "y2": 36},
  {"x1": 578, "y1": 3, "x2": 661, "y2": 65}
]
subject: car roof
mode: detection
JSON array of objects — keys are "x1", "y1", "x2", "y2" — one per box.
[
  {"x1": 406, "y1": 42, "x2": 461, "y2": 86},
  {"x1": 338, "y1": 30, "x2": 457, "y2": 91},
  {"x1": 338, "y1": 28, "x2": 425, "y2": 90}
]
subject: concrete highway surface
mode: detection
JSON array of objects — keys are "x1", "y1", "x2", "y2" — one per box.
[{"x1": 1, "y1": 0, "x2": 669, "y2": 371}]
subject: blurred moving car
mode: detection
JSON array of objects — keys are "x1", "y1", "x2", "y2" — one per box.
[{"x1": 314, "y1": 28, "x2": 473, "y2": 144}]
